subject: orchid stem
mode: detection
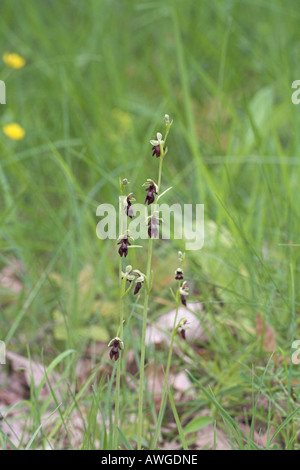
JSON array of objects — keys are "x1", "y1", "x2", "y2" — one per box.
[
  {"x1": 113, "y1": 185, "x2": 126, "y2": 450},
  {"x1": 137, "y1": 124, "x2": 169, "y2": 450},
  {"x1": 151, "y1": 280, "x2": 181, "y2": 449},
  {"x1": 137, "y1": 237, "x2": 153, "y2": 450}
]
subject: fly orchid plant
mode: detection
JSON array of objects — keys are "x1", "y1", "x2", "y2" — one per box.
[{"x1": 107, "y1": 114, "x2": 191, "y2": 450}]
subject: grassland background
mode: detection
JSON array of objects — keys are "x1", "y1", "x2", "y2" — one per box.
[{"x1": 1, "y1": 0, "x2": 300, "y2": 449}]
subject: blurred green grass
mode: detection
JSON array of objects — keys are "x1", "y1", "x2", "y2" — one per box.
[{"x1": 1, "y1": 0, "x2": 300, "y2": 449}]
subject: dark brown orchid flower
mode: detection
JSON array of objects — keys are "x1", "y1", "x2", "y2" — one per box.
[
  {"x1": 152, "y1": 144, "x2": 161, "y2": 158},
  {"x1": 180, "y1": 294, "x2": 187, "y2": 307},
  {"x1": 178, "y1": 320, "x2": 189, "y2": 340},
  {"x1": 150, "y1": 133, "x2": 165, "y2": 158},
  {"x1": 134, "y1": 281, "x2": 143, "y2": 295},
  {"x1": 108, "y1": 337, "x2": 124, "y2": 361},
  {"x1": 117, "y1": 235, "x2": 131, "y2": 257},
  {"x1": 144, "y1": 181, "x2": 158, "y2": 205},
  {"x1": 175, "y1": 268, "x2": 184, "y2": 281},
  {"x1": 147, "y1": 214, "x2": 160, "y2": 238},
  {"x1": 125, "y1": 193, "x2": 135, "y2": 219},
  {"x1": 180, "y1": 281, "x2": 189, "y2": 307}
]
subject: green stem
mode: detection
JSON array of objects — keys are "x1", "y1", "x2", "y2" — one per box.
[
  {"x1": 137, "y1": 120, "x2": 172, "y2": 450},
  {"x1": 113, "y1": 258, "x2": 125, "y2": 450},
  {"x1": 137, "y1": 237, "x2": 153, "y2": 450},
  {"x1": 157, "y1": 152, "x2": 163, "y2": 192},
  {"x1": 137, "y1": 148, "x2": 165, "y2": 450},
  {"x1": 151, "y1": 281, "x2": 181, "y2": 449},
  {"x1": 113, "y1": 185, "x2": 126, "y2": 450}
]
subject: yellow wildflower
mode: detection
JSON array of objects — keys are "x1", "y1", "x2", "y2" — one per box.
[
  {"x1": 3, "y1": 123, "x2": 25, "y2": 140},
  {"x1": 3, "y1": 52, "x2": 26, "y2": 69}
]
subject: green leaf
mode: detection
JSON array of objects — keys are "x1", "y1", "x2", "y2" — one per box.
[
  {"x1": 36, "y1": 349, "x2": 75, "y2": 399},
  {"x1": 185, "y1": 369, "x2": 246, "y2": 448},
  {"x1": 157, "y1": 186, "x2": 173, "y2": 201},
  {"x1": 267, "y1": 407, "x2": 300, "y2": 447},
  {"x1": 168, "y1": 386, "x2": 188, "y2": 450},
  {"x1": 184, "y1": 416, "x2": 214, "y2": 435},
  {"x1": 118, "y1": 427, "x2": 134, "y2": 450}
]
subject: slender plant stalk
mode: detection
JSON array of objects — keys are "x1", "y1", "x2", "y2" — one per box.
[
  {"x1": 137, "y1": 134, "x2": 166, "y2": 450},
  {"x1": 137, "y1": 238, "x2": 153, "y2": 450},
  {"x1": 151, "y1": 280, "x2": 181, "y2": 449},
  {"x1": 113, "y1": 188, "x2": 126, "y2": 450},
  {"x1": 113, "y1": 259, "x2": 125, "y2": 449},
  {"x1": 157, "y1": 150, "x2": 163, "y2": 191}
]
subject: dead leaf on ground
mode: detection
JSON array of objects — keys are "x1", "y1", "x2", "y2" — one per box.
[
  {"x1": 195, "y1": 425, "x2": 232, "y2": 450},
  {"x1": 0, "y1": 407, "x2": 29, "y2": 449},
  {"x1": 5, "y1": 351, "x2": 60, "y2": 400},
  {"x1": 144, "y1": 360, "x2": 194, "y2": 411},
  {"x1": 145, "y1": 302, "x2": 211, "y2": 347},
  {"x1": 238, "y1": 422, "x2": 276, "y2": 449}
]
